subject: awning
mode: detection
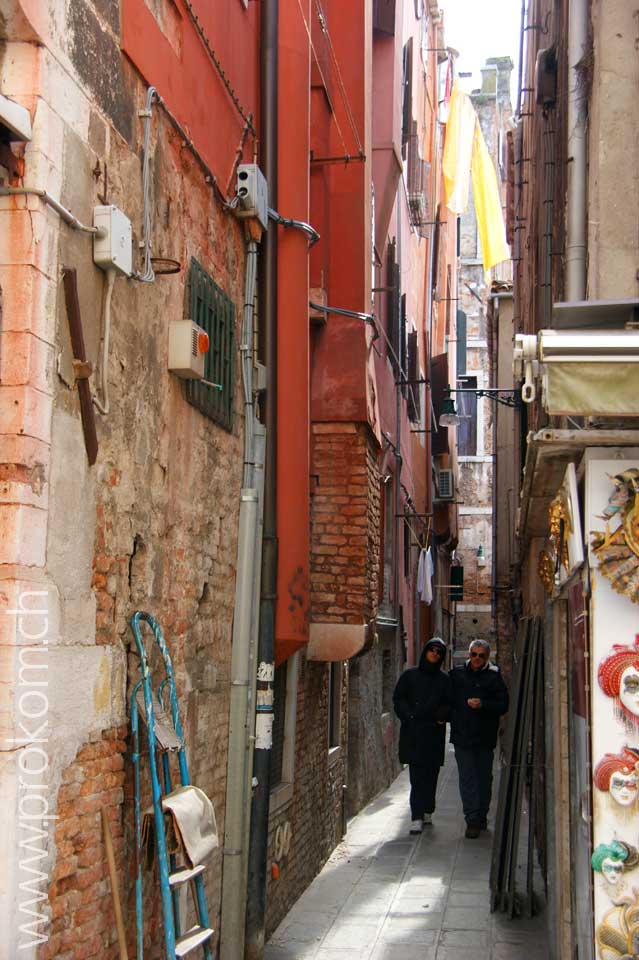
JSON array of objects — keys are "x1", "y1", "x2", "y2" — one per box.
[{"x1": 518, "y1": 428, "x2": 639, "y2": 543}]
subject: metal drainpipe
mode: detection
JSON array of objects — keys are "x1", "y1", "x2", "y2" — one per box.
[
  {"x1": 566, "y1": 0, "x2": 588, "y2": 301},
  {"x1": 245, "y1": 0, "x2": 278, "y2": 956},
  {"x1": 219, "y1": 238, "x2": 262, "y2": 960},
  {"x1": 394, "y1": 196, "x2": 403, "y2": 650},
  {"x1": 425, "y1": 108, "x2": 442, "y2": 638}
]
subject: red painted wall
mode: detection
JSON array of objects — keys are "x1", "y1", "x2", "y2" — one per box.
[
  {"x1": 122, "y1": 0, "x2": 260, "y2": 182},
  {"x1": 310, "y1": 0, "x2": 372, "y2": 426},
  {"x1": 275, "y1": 0, "x2": 311, "y2": 663}
]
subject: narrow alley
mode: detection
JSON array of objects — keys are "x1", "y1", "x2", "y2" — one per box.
[
  {"x1": 265, "y1": 748, "x2": 548, "y2": 960},
  {"x1": 2, "y1": 0, "x2": 638, "y2": 957}
]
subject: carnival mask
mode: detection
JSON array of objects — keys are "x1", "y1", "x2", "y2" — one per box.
[
  {"x1": 602, "y1": 857, "x2": 625, "y2": 884},
  {"x1": 620, "y1": 666, "x2": 639, "y2": 717},
  {"x1": 610, "y1": 770, "x2": 639, "y2": 806}
]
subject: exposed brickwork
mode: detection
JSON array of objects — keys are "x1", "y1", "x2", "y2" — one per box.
[
  {"x1": 265, "y1": 656, "x2": 347, "y2": 937},
  {"x1": 38, "y1": 727, "x2": 128, "y2": 960},
  {"x1": 310, "y1": 423, "x2": 380, "y2": 624}
]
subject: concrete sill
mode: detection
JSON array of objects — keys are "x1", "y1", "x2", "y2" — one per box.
[{"x1": 269, "y1": 781, "x2": 294, "y2": 814}]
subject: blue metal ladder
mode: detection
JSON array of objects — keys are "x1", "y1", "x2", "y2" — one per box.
[{"x1": 130, "y1": 611, "x2": 214, "y2": 960}]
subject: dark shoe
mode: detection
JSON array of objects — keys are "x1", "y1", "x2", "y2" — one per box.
[
  {"x1": 465, "y1": 822, "x2": 481, "y2": 839},
  {"x1": 479, "y1": 819, "x2": 488, "y2": 830}
]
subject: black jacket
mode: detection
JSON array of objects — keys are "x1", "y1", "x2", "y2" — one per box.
[
  {"x1": 393, "y1": 650, "x2": 451, "y2": 767},
  {"x1": 449, "y1": 661, "x2": 509, "y2": 749}
]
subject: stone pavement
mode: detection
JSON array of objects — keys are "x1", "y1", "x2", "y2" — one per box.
[{"x1": 265, "y1": 745, "x2": 549, "y2": 960}]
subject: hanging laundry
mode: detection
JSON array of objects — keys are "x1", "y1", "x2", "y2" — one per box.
[
  {"x1": 442, "y1": 81, "x2": 510, "y2": 272},
  {"x1": 471, "y1": 119, "x2": 511, "y2": 272},
  {"x1": 442, "y1": 81, "x2": 476, "y2": 214},
  {"x1": 417, "y1": 547, "x2": 434, "y2": 605}
]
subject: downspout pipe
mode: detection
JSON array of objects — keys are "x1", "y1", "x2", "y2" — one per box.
[
  {"x1": 566, "y1": 0, "x2": 588, "y2": 301},
  {"x1": 245, "y1": 0, "x2": 278, "y2": 957},
  {"x1": 220, "y1": 241, "x2": 262, "y2": 960}
]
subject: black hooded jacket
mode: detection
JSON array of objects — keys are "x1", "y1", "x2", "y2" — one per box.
[{"x1": 393, "y1": 647, "x2": 451, "y2": 767}]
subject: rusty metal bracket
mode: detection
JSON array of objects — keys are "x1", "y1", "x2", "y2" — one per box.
[
  {"x1": 72, "y1": 359, "x2": 93, "y2": 380},
  {"x1": 62, "y1": 267, "x2": 98, "y2": 466}
]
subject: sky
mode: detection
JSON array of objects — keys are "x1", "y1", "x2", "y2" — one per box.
[{"x1": 439, "y1": 0, "x2": 522, "y2": 103}]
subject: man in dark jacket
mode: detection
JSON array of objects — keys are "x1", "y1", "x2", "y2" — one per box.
[
  {"x1": 393, "y1": 637, "x2": 451, "y2": 835},
  {"x1": 450, "y1": 639, "x2": 509, "y2": 839}
]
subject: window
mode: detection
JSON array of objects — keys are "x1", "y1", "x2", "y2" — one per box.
[
  {"x1": 186, "y1": 258, "x2": 236, "y2": 431},
  {"x1": 385, "y1": 240, "x2": 400, "y2": 372},
  {"x1": 269, "y1": 654, "x2": 299, "y2": 804},
  {"x1": 407, "y1": 330, "x2": 420, "y2": 422},
  {"x1": 401, "y1": 38, "x2": 413, "y2": 152},
  {"x1": 400, "y1": 294, "x2": 407, "y2": 394},
  {"x1": 457, "y1": 375, "x2": 478, "y2": 456},
  {"x1": 456, "y1": 310, "x2": 467, "y2": 378},
  {"x1": 328, "y1": 662, "x2": 342, "y2": 751},
  {"x1": 403, "y1": 515, "x2": 411, "y2": 579},
  {"x1": 381, "y1": 477, "x2": 394, "y2": 608},
  {"x1": 430, "y1": 352, "x2": 450, "y2": 456}
]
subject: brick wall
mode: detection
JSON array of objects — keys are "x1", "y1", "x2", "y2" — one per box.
[
  {"x1": 308, "y1": 421, "x2": 399, "y2": 818},
  {"x1": 310, "y1": 422, "x2": 380, "y2": 623},
  {"x1": 39, "y1": 727, "x2": 128, "y2": 960},
  {"x1": 264, "y1": 422, "x2": 385, "y2": 936},
  {"x1": 265, "y1": 656, "x2": 347, "y2": 938}
]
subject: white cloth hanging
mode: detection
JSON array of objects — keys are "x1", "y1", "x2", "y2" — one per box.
[{"x1": 417, "y1": 547, "x2": 434, "y2": 605}]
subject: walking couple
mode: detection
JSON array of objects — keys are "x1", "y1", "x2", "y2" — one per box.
[{"x1": 392, "y1": 637, "x2": 509, "y2": 839}]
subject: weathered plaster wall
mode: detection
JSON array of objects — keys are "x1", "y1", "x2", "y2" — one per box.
[
  {"x1": 1, "y1": 0, "x2": 249, "y2": 955},
  {"x1": 588, "y1": 0, "x2": 639, "y2": 300}
]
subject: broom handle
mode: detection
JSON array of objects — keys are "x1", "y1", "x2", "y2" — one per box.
[{"x1": 102, "y1": 808, "x2": 129, "y2": 960}]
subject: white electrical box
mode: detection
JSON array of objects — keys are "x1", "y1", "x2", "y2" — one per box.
[
  {"x1": 93, "y1": 205, "x2": 133, "y2": 276},
  {"x1": 235, "y1": 164, "x2": 269, "y2": 230},
  {"x1": 168, "y1": 320, "x2": 209, "y2": 379}
]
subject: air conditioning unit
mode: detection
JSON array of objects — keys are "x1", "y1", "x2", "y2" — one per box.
[{"x1": 437, "y1": 468, "x2": 454, "y2": 500}]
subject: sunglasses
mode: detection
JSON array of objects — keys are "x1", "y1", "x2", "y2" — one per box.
[{"x1": 470, "y1": 651, "x2": 488, "y2": 659}]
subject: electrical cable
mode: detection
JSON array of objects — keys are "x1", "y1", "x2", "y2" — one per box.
[
  {"x1": 241, "y1": 240, "x2": 259, "y2": 488},
  {"x1": 0, "y1": 187, "x2": 104, "y2": 235},
  {"x1": 293, "y1": 0, "x2": 349, "y2": 157},
  {"x1": 181, "y1": 0, "x2": 255, "y2": 134},
  {"x1": 93, "y1": 269, "x2": 116, "y2": 415},
  {"x1": 314, "y1": 0, "x2": 365, "y2": 157},
  {"x1": 268, "y1": 208, "x2": 320, "y2": 246},
  {"x1": 134, "y1": 86, "x2": 158, "y2": 284},
  {"x1": 374, "y1": 305, "x2": 422, "y2": 429}
]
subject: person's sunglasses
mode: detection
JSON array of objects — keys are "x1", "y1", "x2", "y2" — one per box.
[{"x1": 470, "y1": 651, "x2": 487, "y2": 659}]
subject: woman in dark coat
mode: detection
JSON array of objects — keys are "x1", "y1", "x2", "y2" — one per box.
[{"x1": 393, "y1": 637, "x2": 451, "y2": 834}]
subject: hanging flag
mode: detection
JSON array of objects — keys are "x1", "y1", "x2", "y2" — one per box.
[
  {"x1": 442, "y1": 81, "x2": 476, "y2": 214},
  {"x1": 470, "y1": 120, "x2": 510, "y2": 271},
  {"x1": 442, "y1": 81, "x2": 510, "y2": 272}
]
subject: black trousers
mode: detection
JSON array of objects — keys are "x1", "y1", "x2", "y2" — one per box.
[
  {"x1": 454, "y1": 745, "x2": 494, "y2": 825},
  {"x1": 408, "y1": 761, "x2": 441, "y2": 819}
]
